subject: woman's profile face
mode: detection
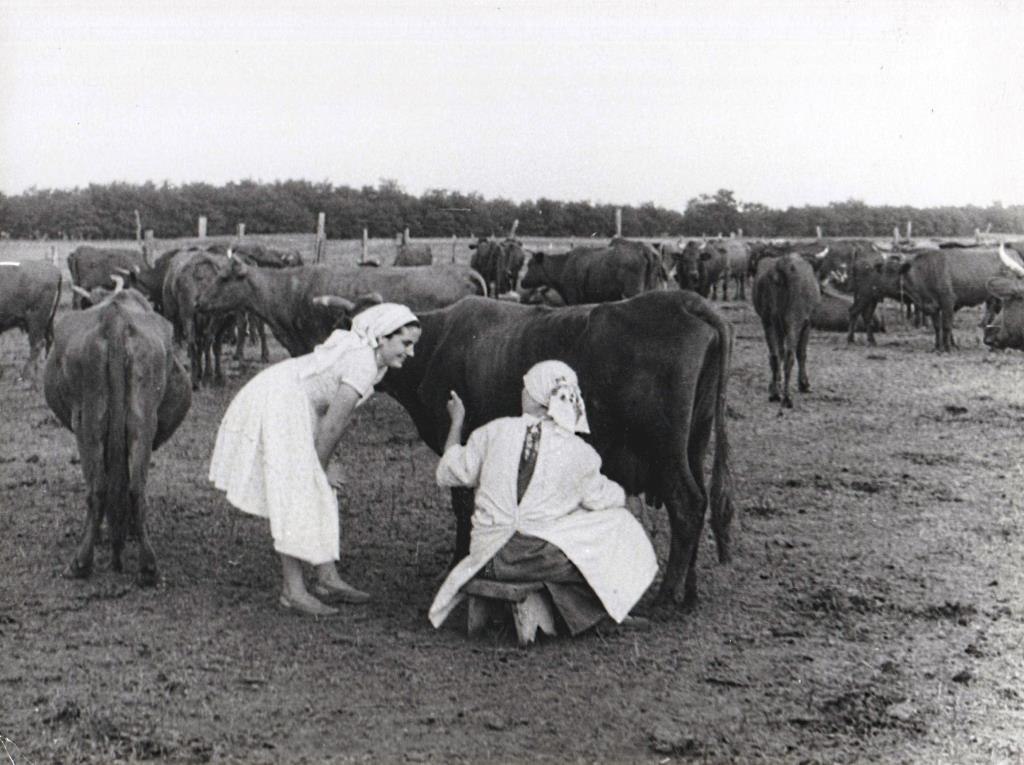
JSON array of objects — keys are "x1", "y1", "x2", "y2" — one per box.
[{"x1": 377, "y1": 325, "x2": 421, "y2": 369}]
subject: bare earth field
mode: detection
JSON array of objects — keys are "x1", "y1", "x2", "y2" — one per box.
[{"x1": 1, "y1": 238, "x2": 1023, "y2": 764}]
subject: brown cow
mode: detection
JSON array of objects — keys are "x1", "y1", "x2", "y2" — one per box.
[
  {"x1": 0, "y1": 260, "x2": 62, "y2": 382},
  {"x1": 43, "y1": 288, "x2": 191, "y2": 584},
  {"x1": 752, "y1": 253, "x2": 821, "y2": 408},
  {"x1": 520, "y1": 237, "x2": 664, "y2": 304}
]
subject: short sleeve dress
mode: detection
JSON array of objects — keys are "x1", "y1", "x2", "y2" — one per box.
[{"x1": 209, "y1": 333, "x2": 384, "y2": 565}]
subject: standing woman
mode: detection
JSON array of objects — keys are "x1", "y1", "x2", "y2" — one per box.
[{"x1": 209, "y1": 303, "x2": 421, "y2": 617}]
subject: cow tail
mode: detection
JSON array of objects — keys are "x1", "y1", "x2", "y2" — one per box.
[
  {"x1": 103, "y1": 308, "x2": 131, "y2": 550},
  {"x1": 468, "y1": 268, "x2": 488, "y2": 298},
  {"x1": 677, "y1": 292, "x2": 735, "y2": 562}
]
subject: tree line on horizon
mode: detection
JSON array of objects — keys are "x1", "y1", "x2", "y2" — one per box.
[{"x1": 1, "y1": 180, "x2": 1021, "y2": 241}]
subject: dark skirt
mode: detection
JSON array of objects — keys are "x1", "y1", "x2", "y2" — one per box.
[{"x1": 481, "y1": 532, "x2": 607, "y2": 636}]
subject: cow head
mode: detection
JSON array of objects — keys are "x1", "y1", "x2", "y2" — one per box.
[
  {"x1": 196, "y1": 256, "x2": 250, "y2": 313},
  {"x1": 671, "y1": 241, "x2": 705, "y2": 292},
  {"x1": 495, "y1": 239, "x2": 526, "y2": 294},
  {"x1": 311, "y1": 292, "x2": 383, "y2": 333},
  {"x1": 520, "y1": 252, "x2": 548, "y2": 290}
]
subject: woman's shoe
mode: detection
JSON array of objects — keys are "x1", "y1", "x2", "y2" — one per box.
[
  {"x1": 278, "y1": 593, "x2": 339, "y2": 618},
  {"x1": 312, "y1": 581, "x2": 371, "y2": 605}
]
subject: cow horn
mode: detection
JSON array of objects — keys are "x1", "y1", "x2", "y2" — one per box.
[
  {"x1": 113, "y1": 267, "x2": 132, "y2": 276},
  {"x1": 312, "y1": 295, "x2": 357, "y2": 311},
  {"x1": 815, "y1": 247, "x2": 829, "y2": 259},
  {"x1": 227, "y1": 248, "x2": 234, "y2": 260},
  {"x1": 111, "y1": 274, "x2": 124, "y2": 292},
  {"x1": 999, "y1": 242, "x2": 1024, "y2": 278},
  {"x1": 72, "y1": 285, "x2": 91, "y2": 299}
]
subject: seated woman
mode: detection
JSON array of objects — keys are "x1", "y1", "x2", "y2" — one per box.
[{"x1": 428, "y1": 359, "x2": 658, "y2": 636}]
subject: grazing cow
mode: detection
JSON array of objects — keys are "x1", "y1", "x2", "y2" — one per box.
[
  {"x1": 43, "y1": 288, "x2": 191, "y2": 584},
  {"x1": 195, "y1": 260, "x2": 486, "y2": 356},
  {"x1": 983, "y1": 246, "x2": 1024, "y2": 349},
  {"x1": 0, "y1": 260, "x2": 62, "y2": 381},
  {"x1": 206, "y1": 242, "x2": 303, "y2": 268},
  {"x1": 469, "y1": 237, "x2": 528, "y2": 296},
  {"x1": 812, "y1": 286, "x2": 885, "y2": 334},
  {"x1": 394, "y1": 243, "x2": 433, "y2": 267},
  {"x1": 752, "y1": 253, "x2": 821, "y2": 408},
  {"x1": 520, "y1": 237, "x2": 665, "y2": 305},
  {"x1": 673, "y1": 241, "x2": 728, "y2": 299},
  {"x1": 378, "y1": 291, "x2": 735, "y2": 608},
  {"x1": 162, "y1": 249, "x2": 237, "y2": 388},
  {"x1": 896, "y1": 247, "x2": 1023, "y2": 352}
]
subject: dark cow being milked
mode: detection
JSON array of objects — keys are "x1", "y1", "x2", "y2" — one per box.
[
  {"x1": 753, "y1": 252, "x2": 821, "y2": 409},
  {"x1": 378, "y1": 291, "x2": 735, "y2": 608},
  {"x1": 520, "y1": 237, "x2": 665, "y2": 305},
  {"x1": 196, "y1": 259, "x2": 486, "y2": 356},
  {"x1": 0, "y1": 260, "x2": 62, "y2": 383},
  {"x1": 43, "y1": 288, "x2": 191, "y2": 585}
]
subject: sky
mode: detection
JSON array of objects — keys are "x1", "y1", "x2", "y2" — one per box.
[{"x1": 1, "y1": 0, "x2": 1023, "y2": 211}]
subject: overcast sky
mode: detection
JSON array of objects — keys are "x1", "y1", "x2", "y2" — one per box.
[{"x1": 2, "y1": 0, "x2": 1022, "y2": 210}]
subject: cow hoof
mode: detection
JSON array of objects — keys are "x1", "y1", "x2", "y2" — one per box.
[
  {"x1": 137, "y1": 569, "x2": 159, "y2": 588},
  {"x1": 798, "y1": 382, "x2": 810, "y2": 393},
  {"x1": 64, "y1": 560, "x2": 92, "y2": 579},
  {"x1": 783, "y1": 398, "x2": 794, "y2": 409},
  {"x1": 768, "y1": 392, "x2": 781, "y2": 402}
]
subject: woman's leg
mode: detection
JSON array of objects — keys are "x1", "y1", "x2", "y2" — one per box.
[{"x1": 280, "y1": 553, "x2": 337, "y2": 614}]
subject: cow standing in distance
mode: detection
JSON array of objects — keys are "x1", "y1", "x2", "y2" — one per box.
[
  {"x1": 195, "y1": 259, "x2": 486, "y2": 356},
  {"x1": 519, "y1": 237, "x2": 665, "y2": 305},
  {"x1": 469, "y1": 237, "x2": 528, "y2": 297},
  {"x1": 67, "y1": 245, "x2": 168, "y2": 310},
  {"x1": 672, "y1": 240, "x2": 728, "y2": 300},
  {"x1": 377, "y1": 291, "x2": 735, "y2": 609},
  {"x1": 0, "y1": 260, "x2": 62, "y2": 382},
  {"x1": 812, "y1": 286, "x2": 885, "y2": 334},
  {"x1": 753, "y1": 251, "x2": 821, "y2": 409},
  {"x1": 394, "y1": 242, "x2": 433, "y2": 267},
  {"x1": 43, "y1": 286, "x2": 191, "y2": 585}
]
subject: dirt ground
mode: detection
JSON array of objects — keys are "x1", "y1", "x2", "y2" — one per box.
[{"x1": 2, "y1": 281, "x2": 1023, "y2": 764}]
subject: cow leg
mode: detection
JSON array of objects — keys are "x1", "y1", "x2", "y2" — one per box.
[
  {"x1": 258, "y1": 319, "x2": 270, "y2": 363},
  {"x1": 796, "y1": 322, "x2": 812, "y2": 394},
  {"x1": 233, "y1": 314, "x2": 246, "y2": 363},
  {"x1": 762, "y1": 321, "x2": 781, "y2": 402},
  {"x1": 657, "y1": 470, "x2": 707, "y2": 609},
  {"x1": 450, "y1": 487, "x2": 474, "y2": 568},
  {"x1": 18, "y1": 334, "x2": 43, "y2": 385},
  {"x1": 68, "y1": 407, "x2": 105, "y2": 579},
  {"x1": 781, "y1": 329, "x2": 797, "y2": 408}
]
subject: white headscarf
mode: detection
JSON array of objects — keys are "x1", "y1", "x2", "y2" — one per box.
[
  {"x1": 523, "y1": 360, "x2": 590, "y2": 434},
  {"x1": 351, "y1": 303, "x2": 419, "y2": 348},
  {"x1": 302, "y1": 302, "x2": 417, "y2": 378}
]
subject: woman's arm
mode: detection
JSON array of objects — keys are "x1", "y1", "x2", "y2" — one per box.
[
  {"x1": 444, "y1": 390, "x2": 466, "y2": 451},
  {"x1": 315, "y1": 383, "x2": 362, "y2": 470}
]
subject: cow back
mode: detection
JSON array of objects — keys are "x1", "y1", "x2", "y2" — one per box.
[{"x1": 0, "y1": 261, "x2": 62, "y2": 333}]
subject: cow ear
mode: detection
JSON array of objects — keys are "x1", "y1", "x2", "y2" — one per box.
[
  {"x1": 987, "y1": 277, "x2": 1024, "y2": 301},
  {"x1": 899, "y1": 262, "x2": 912, "y2": 275}
]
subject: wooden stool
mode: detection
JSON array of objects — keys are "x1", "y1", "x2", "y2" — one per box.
[{"x1": 462, "y1": 579, "x2": 558, "y2": 646}]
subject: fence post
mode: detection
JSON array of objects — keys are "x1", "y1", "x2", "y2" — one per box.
[
  {"x1": 315, "y1": 212, "x2": 326, "y2": 264},
  {"x1": 615, "y1": 208, "x2": 622, "y2": 237},
  {"x1": 134, "y1": 209, "x2": 142, "y2": 243},
  {"x1": 50, "y1": 245, "x2": 58, "y2": 267},
  {"x1": 143, "y1": 230, "x2": 155, "y2": 265},
  {"x1": 404, "y1": 228, "x2": 410, "y2": 245},
  {"x1": 451, "y1": 234, "x2": 457, "y2": 263},
  {"x1": 197, "y1": 216, "x2": 207, "y2": 239},
  {"x1": 905, "y1": 220, "x2": 912, "y2": 240},
  {"x1": 237, "y1": 223, "x2": 245, "y2": 239},
  {"x1": 815, "y1": 225, "x2": 823, "y2": 239},
  {"x1": 362, "y1": 228, "x2": 368, "y2": 264}
]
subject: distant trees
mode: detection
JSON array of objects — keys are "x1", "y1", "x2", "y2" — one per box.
[{"x1": 0, "y1": 180, "x2": 1020, "y2": 240}]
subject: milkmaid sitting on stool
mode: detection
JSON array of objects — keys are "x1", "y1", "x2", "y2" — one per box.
[{"x1": 428, "y1": 359, "x2": 658, "y2": 636}]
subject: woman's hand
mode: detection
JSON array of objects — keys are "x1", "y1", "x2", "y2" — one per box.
[
  {"x1": 444, "y1": 390, "x2": 466, "y2": 451},
  {"x1": 446, "y1": 390, "x2": 466, "y2": 424},
  {"x1": 325, "y1": 461, "x2": 347, "y2": 492}
]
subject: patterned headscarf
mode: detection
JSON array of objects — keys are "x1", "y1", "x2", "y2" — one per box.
[
  {"x1": 351, "y1": 303, "x2": 419, "y2": 348},
  {"x1": 523, "y1": 360, "x2": 590, "y2": 434}
]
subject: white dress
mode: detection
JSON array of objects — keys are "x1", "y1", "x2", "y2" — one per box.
[
  {"x1": 428, "y1": 415, "x2": 658, "y2": 627},
  {"x1": 209, "y1": 335, "x2": 383, "y2": 564}
]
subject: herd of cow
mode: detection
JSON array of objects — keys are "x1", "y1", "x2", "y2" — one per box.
[{"x1": 1, "y1": 231, "x2": 1023, "y2": 610}]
